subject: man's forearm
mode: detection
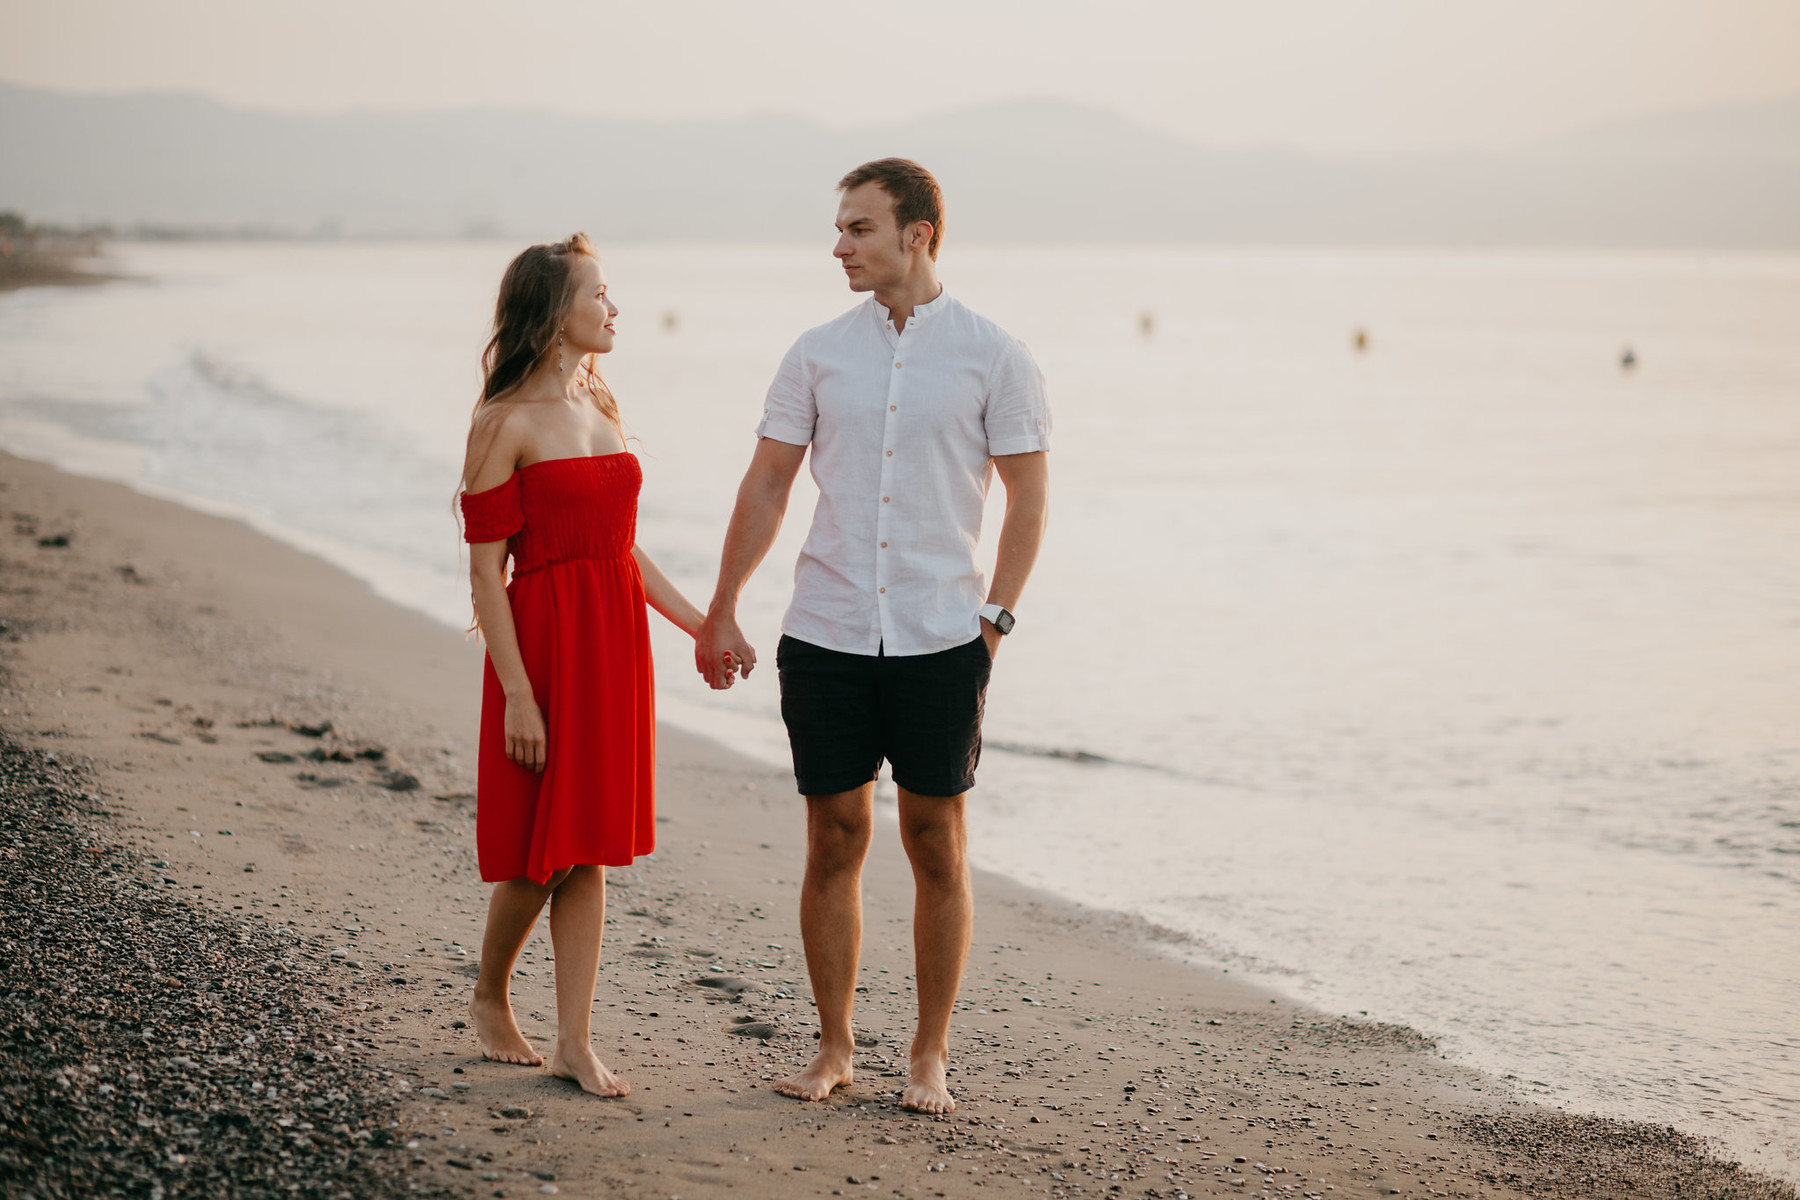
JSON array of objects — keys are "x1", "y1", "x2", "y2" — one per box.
[
  {"x1": 708, "y1": 483, "x2": 787, "y2": 617},
  {"x1": 987, "y1": 496, "x2": 1046, "y2": 612},
  {"x1": 697, "y1": 440, "x2": 805, "y2": 687},
  {"x1": 987, "y1": 454, "x2": 1049, "y2": 614}
]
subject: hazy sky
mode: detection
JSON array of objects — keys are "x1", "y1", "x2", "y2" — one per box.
[{"x1": 4, "y1": 0, "x2": 1797, "y2": 154}]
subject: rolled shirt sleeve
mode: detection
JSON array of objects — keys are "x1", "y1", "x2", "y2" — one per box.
[
  {"x1": 755, "y1": 337, "x2": 817, "y2": 446},
  {"x1": 983, "y1": 336, "x2": 1052, "y2": 456}
]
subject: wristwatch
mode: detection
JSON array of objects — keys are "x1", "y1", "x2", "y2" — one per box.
[{"x1": 979, "y1": 604, "x2": 1015, "y2": 635}]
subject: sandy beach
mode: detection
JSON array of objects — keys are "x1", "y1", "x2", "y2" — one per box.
[{"x1": 0, "y1": 447, "x2": 1791, "y2": 1200}]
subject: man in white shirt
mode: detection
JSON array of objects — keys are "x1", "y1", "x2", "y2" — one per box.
[{"x1": 697, "y1": 159, "x2": 1050, "y2": 1114}]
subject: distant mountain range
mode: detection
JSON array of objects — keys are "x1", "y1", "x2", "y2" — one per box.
[{"x1": 2, "y1": 82, "x2": 1797, "y2": 249}]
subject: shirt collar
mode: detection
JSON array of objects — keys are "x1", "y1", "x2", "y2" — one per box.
[{"x1": 874, "y1": 285, "x2": 950, "y2": 329}]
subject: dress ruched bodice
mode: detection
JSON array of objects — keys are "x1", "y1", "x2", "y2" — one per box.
[
  {"x1": 460, "y1": 453, "x2": 641, "y2": 574},
  {"x1": 458, "y1": 451, "x2": 655, "y2": 883}
]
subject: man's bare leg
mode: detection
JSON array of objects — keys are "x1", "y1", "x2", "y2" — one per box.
[
  {"x1": 897, "y1": 789, "x2": 972, "y2": 1114},
  {"x1": 776, "y1": 784, "x2": 874, "y2": 1102},
  {"x1": 545, "y1": 864, "x2": 629, "y2": 1097},
  {"x1": 471, "y1": 868, "x2": 570, "y2": 1065}
]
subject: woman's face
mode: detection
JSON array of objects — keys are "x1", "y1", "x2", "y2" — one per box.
[{"x1": 562, "y1": 255, "x2": 618, "y2": 355}]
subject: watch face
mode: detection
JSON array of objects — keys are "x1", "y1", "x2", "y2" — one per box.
[{"x1": 994, "y1": 609, "x2": 1015, "y2": 635}]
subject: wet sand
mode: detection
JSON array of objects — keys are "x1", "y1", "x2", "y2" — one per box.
[{"x1": 0, "y1": 448, "x2": 1789, "y2": 1200}]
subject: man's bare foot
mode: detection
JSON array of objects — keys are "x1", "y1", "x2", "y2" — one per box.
[
  {"x1": 901, "y1": 1053, "x2": 956, "y2": 1114},
  {"x1": 469, "y1": 996, "x2": 542, "y2": 1066},
  {"x1": 548, "y1": 1043, "x2": 629, "y2": 1097},
  {"x1": 774, "y1": 1046, "x2": 855, "y2": 1102}
]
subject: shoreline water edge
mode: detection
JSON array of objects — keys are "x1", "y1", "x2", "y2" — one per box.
[{"x1": 3, "y1": 448, "x2": 1795, "y2": 1200}]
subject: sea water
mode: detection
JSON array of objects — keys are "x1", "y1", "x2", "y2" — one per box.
[{"x1": 2, "y1": 241, "x2": 1797, "y2": 1178}]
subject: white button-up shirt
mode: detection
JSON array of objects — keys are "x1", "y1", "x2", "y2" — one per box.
[{"x1": 755, "y1": 288, "x2": 1051, "y2": 657}]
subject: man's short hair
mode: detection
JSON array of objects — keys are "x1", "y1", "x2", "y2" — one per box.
[{"x1": 838, "y1": 158, "x2": 945, "y2": 259}]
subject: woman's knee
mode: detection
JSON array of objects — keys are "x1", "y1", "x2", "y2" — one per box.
[
  {"x1": 495, "y1": 876, "x2": 555, "y2": 903},
  {"x1": 551, "y1": 864, "x2": 604, "y2": 891}
]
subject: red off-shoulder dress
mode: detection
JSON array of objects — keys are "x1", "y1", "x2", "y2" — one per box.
[{"x1": 459, "y1": 453, "x2": 655, "y2": 882}]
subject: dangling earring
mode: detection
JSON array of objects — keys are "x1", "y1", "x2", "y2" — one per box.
[{"x1": 556, "y1": 332, "x2": 564, "y2": 373}]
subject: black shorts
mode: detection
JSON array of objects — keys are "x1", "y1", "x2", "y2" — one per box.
[{"x1": 775, "y1": 634, "x2": 993, "y2": 798}]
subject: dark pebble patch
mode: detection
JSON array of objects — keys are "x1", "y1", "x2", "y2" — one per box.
[
  {"x1": 0, "y1": 731, "x2": 452, "y2": 1199},
  {"x1": 1459, "y1": 1111, "x2": 1797, "y2": 1200}
]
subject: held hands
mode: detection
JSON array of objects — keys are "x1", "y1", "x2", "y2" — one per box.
[
  {"x1": 695, "y1": 610, "x2": 757, "y2": 691},
  {"x1": 504, "y1": 693, "x2": 549, "y2": 773}
]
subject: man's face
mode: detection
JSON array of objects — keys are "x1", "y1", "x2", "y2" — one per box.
[{"x1": 833, "y1": 183, "x2": 914, "y2": 293}]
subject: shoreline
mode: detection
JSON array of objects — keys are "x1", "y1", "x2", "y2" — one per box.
[
  {"x1": 0, "y1": 446, "x2": 1791, "y2": 1200},
  {"x1": 0, "y1": 242, "x2": 119, "y2": 292}
]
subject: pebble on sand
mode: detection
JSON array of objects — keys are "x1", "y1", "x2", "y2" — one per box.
[{"x1": 0, "y1": 733, "x2": 419, "y2": 1198}]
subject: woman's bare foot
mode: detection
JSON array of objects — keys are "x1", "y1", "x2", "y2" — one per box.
[
  {"x1": 469, "y1": 996, "x2": 542, "y2": 1066},
  {"x1": 548, "y1": 1043, "x2": 629, "y2": 1097},
  {"x1": 901, "y1": 1052, "x2": 956, "y2": 1114},
  {"x1": 774, "y1": 1045, "x2": 855, "y2": 1102}
]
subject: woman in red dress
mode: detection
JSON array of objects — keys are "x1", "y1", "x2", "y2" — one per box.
[{"x1": 458, "y1": 233, "x2": 717, "y2": 1096}]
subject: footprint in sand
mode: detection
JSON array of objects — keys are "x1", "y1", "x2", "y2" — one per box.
[
  {"x1": 726, "y1": 1020, "x2": 778, "y2": 1040},
  {"x1": 693, "y1": 974, "x2": 762, "y2": 1000}
]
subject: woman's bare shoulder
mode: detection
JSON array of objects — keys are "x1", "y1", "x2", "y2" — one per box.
[{"x1": 463, "y1": 403, "x2": 533, "y2": 491}]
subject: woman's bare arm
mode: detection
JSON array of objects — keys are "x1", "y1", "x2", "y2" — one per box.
[
  {"x1": 464, "y1": 409, "x2": 548, "y2": 771},
  {"x1": 632, "y1": 545, "x2": 705, "y2": 641}
]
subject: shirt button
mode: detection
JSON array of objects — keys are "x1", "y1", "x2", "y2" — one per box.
[
  {"x1": 889, "y1": 405, "x2": 897, "y2": 412},
  {"x1": 894, "y1": 362, "x2": 903, "y2": 370},
  {"x1": 879, "y1": 587, "x2": 886, "y2": 594},
  {"x1": 885, "y1": 450, "x2": 893, "y2": 457},
  {"x1": 880, "y1": 542, "x2": 888, "y2": 549},
  {"x1": 882, "y1": 496, "x2": 890, "y2": 503}
]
